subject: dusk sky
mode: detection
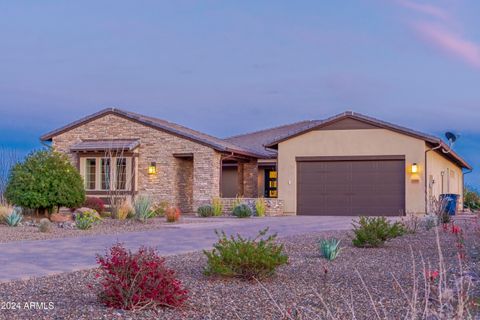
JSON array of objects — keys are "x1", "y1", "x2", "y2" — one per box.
[{"x1": 0, "y1": 1, "x2": 479, "y2": 187}]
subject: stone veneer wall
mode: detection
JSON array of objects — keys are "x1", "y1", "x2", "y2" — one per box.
[
  {"x1": 219, "y1": 198, "x2": 285, "y2": 216},
  {"x1": 51, "y1": 113, "x2": 221, "y2": 211},
  {"x1": 242, "y1": 161, "x2": 258, "y2": 198}
]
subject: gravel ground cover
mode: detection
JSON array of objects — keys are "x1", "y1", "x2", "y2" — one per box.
[
  {"x1": 0, "y1": 223, "x2": 478, "y2": 320},
  {"x1": 0, "y1": 216, "x2": 217, "y2": 243}
]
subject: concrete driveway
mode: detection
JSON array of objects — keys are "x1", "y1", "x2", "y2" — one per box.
[{"x1": 0, "y1": 216, "x2": 355, "y2": 282}]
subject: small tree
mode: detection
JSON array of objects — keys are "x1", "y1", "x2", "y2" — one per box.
[{"x1": 5, "y1": 149, "x2": 85, "y2": 214}]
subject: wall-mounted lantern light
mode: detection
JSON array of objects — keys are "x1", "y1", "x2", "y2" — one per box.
[
  {"x1": 148, "y1": 162, "x2": 157, "y2": 175},
  {"x1": 411, "y1": 163, "x2": 418, "y2": 174}
]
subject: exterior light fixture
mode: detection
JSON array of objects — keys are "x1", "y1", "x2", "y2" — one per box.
[
  {"x1": 148, "y1": 162, "x2": 157, "y2": 175},
  {"x1": 411, "y1": 163, "x2": 418, "y2": 174}
]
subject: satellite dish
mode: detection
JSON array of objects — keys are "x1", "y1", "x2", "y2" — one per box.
[{"x1": 445, "y1": 132, "x2": 457, "y2": 143}]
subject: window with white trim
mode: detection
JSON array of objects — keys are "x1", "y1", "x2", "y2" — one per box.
[{"x1": 79, "y1": 156, "x2": 133, "y2": 191}]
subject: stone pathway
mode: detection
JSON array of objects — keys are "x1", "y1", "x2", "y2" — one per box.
[{"x1": 0, "y1": 216, "x2": 355, "y2": 282}]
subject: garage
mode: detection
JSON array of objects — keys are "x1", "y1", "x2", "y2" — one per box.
[{"x1": 297, "y1": 156, "x2": 406, "y2": 216}]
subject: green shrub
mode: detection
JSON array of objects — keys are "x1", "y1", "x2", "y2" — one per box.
[
  {"x1": 5, "y1": 208, "x2": 22, "y2": 227},
  {"x1": 352, "y1": 216, "x2": 406, "y2": 247},
  {"x1": 151, "y1": 201, "x2": 169, "y2": 217},
  {"x1": 232, "y1": 195, "x2": 243, "y2": 208},
  {"x1": 134, "y1": 196, "x2": 154, "y2": 222},
  {"x1": 232, "y1": 204, "x2": 252, "y2": 218},
  {"x1": 319, "y1": 238, "x2": 341, "y2": 261},
  {"x1": 38, "y1": 218, "x2": 51, "y2": 233},
  {"x1": 5, "y1": 150, "x2": 85, "y2": 214},
  {"x1": 255, "y1": 198, "x2": 266, "y2": 217},
  {"x1": 197, "y1": 205, "x2": 214, "y2": 217},
  {"x1": 464, "y1": 186, "x2": 480, "y2": 210},
  {"x1": 76, "y1": 215, "x2": 95, "y2": 230},
  {"x1": 203, "y1": 228, "x2": 288, "y2": 280},
  {"x1": 75, "y1": 209, "x2": 100, "y2": 230},
  {"x1": 211, "y1": 197, "x2": 223, "y2": 216}
]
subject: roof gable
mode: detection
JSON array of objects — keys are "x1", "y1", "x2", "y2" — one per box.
[
  {"x1": 40, "y1": 108, "x2": 264, "y2": 158},
  {"x1": 264, "y1": 111, "x2": 472, "y2": 170}
]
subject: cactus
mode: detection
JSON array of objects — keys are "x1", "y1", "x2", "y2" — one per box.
[{"x1": 319, "y1": 238, "x2": 342, "y2": 261}]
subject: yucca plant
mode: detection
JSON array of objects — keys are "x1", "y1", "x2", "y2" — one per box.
[
  {"x1": 255, "y1": 197, "x2": 266, "y2": 217},
  {"x1": 319, "y1": 238, "x2": 341, "y2": 261},
  {"x1": 134, "y1": 196, "x2": 153, "y2": 222},
  {"x1": 211, "y1": 197, "x2": 223, "y2": 216},
  {"x1": 5, "y1": 208, "x2": 23, "y2": 227}
]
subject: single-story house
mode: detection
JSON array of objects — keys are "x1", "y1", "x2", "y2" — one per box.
[{"x1": 41, "y1": 108, "x2": 472, "y2": 216}]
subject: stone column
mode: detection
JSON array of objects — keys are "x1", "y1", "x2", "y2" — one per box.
[
  {"x1": 243, "y1": 160, "x2": 258, "y2": 198},
  {"x1": 193, "y1": 150, "x2": 221, "y2": 210},
  {"x1": 237, "y1": 163, "x2": 245, "y2": 196}
]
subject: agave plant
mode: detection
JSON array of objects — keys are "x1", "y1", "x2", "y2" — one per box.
[
  {"x1": 319, "y1": 238, "x2": 341, "y2": 261},
  {"x1": 134, "y1": 196, "x2": 153, "y2": 222},
  {"x1": 5, "y1": 208, "x2": 23, "y2": 227}
]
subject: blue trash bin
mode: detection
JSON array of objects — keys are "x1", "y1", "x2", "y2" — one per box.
[{"x1": 439, "y1": 194, "x2": 459, "y2": 216}]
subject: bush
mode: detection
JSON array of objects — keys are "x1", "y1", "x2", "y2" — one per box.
[
  {"x1": 203, "y1": 228, "x2": 288, "y2": 280},
  {"x1": 319, "y1": 238, "x2": 341, "y2": 261},
  {"x1": 5, "y1": 150, "x2": 85, "y2": 214},
  {"x1": 96, "y1": 243, "x2": 188, "y2": 310},
  {"x1": 38, "y1": 218, "x2": 51, "y2": 233},
  {"x1": 211, "y1": 197, "x2": 223, "y2": 216},
  {"x1": 440, "y1": 213, "x2": 451, "y2": 224},
  {"x1": 165, "y1": 207, "x2": 180, "y2": 223},
  {"x1": 255, "y1": 198, "x2": 266, "y2": 217},
  {"x1": 134, "y1": 196, "x2": 154, "y2": 222},
  {"x1": 352, "y1": 216, "x2": 406, "y2": 247},
  {"x1": 115, "y1": 200, "x2": 133, "y2": 220},
  {"x1": 232, "y1": 204, "x2": 252, "y2": 218},
  {"x1": 5, "y1": 208, "x2": 22, "y2": 227},
  {"x1": 152, "y1": 201, "x2": 169, "y2": 217},
  {"x1": 83, "y1": 197, "x2": 105, "y2": 215},
  {"x1": 0, "y1": 204, "x2": 13, "y2": 223},
  {"x1": 75, "y1": 209, "x2": 100, "y2": 230},
  {"x1": 197, "y1": 205, "x2": 214, "y2": 217},
  {"x1": 464, "y1": 186, "x2": 480, "y2": 210}
]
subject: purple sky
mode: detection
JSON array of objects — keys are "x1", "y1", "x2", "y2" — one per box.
[{"x1": 0, "y1": 1, "x2": 479, "y2": 187}]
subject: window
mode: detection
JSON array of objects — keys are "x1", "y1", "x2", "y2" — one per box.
[
  {"x1": 101, "y1": 158, "x2": 111, "y2": 190},
  {"x1": 116, "y1": 158, "x2": 127, "y2": 190},
  {"x1": 81, "y1": 156, "x2": 132, "y2": 191},
  {"x1": 85, "y1": 159, "x2": 96, "y2": 190},
  {"x1": 264, "y1": 168, "x2": 278, "y2": 198}
]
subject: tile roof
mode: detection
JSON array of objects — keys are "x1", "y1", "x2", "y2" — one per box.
[
  {"x1": 41, "y1": 108, "x2": 264, "y2": 158},
  {"x1": 224, "y1": 120, "x2": 319, "y2": 158},
  {"x1": 70, "y1": 139, "x2": 140, "y2": 152},
  {"x1": 41, "y1": 108, "x2": 472, "y2": 169},
  {"x1": 263, "y1": 111, "x2": 472, "y2": 169}
]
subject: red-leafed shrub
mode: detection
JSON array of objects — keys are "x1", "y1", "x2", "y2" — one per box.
[
  {"x1": 96, "y1": 243, "x2": 188, "y2": 310},
  {"x1": 83, "y1": 197, "x2": 105, "y2": 214},
  {"x1": 165, "y1": 206, "x2": 181, "y2": 222}
]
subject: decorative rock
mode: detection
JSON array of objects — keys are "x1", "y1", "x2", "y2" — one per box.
[{"x1": 50, "y1": 213, "x2": 74, "y2": 223}]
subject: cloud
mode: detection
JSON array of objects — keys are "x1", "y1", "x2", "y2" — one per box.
[
  {"x1": 413, "y1": 22, "x2": 480, "y2": 68},
  {"x1": 393, "y1": 0, "x2": 480, "y2": 69},
  {"x1": 395, "y1": 0, "x2": 449, "y2": 20}
]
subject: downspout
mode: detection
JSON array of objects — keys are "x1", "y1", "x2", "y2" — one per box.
[{"x1": 425, "y1": 143, "x2": 443, "y2": 214}]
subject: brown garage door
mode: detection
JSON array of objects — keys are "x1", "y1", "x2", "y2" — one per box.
[{"x1": 297, "y1": 156, "x2": 405, "y2": 216}]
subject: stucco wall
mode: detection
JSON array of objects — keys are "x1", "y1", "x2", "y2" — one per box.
[
  {"x1": 51, "y1": 113, "x2": 221, "y2": 211},
  {"x1": 426, "y1": 149, "x2": 463, "y2": 211},
  {"x1": 277, "y1": 128, "x2": 427, "y2": 214}
]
